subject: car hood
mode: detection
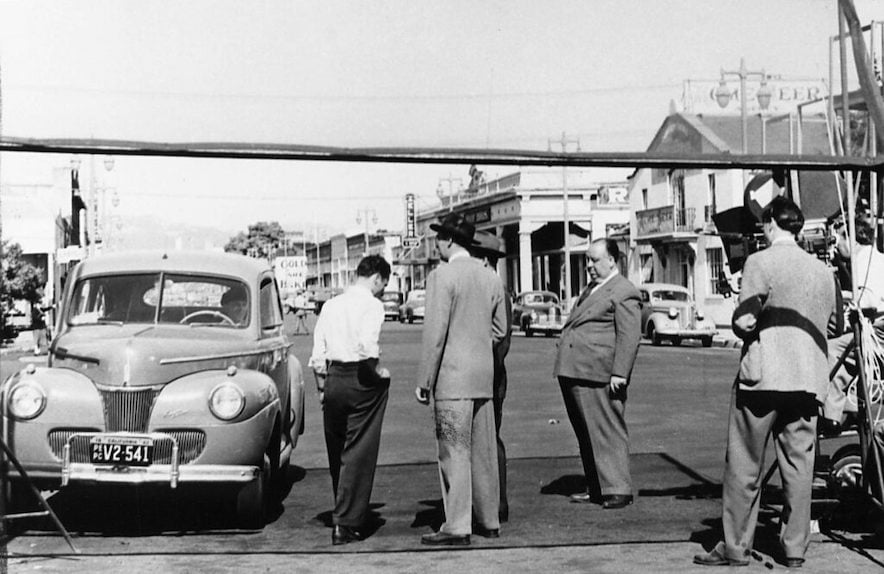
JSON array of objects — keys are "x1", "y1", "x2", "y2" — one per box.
[
  {"x1": 649, "y1": 301, "x2": 693, "y2": 311},
  {"x1": 49, "y1": 325, "x2": 260, "y2": 388}
]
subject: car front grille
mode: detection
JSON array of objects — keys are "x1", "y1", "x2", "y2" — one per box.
[
  {"x1": 99, "y1": 387, "x2": 159, "y2": 432},
  {"x1": 48, "y1": 429, "x2": 207, "y2": 464}
]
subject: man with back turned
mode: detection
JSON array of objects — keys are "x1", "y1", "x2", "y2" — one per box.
[
  {"x1": 309, "y1": 255, "x2": 392, "y2": 545},
  {"x1": 694, "y1": 196, "x2": 836, "y2": 568}
]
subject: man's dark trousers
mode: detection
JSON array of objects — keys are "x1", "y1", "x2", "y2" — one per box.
[{"x1": 323, "y1": 361, "x2": 389, "y2": 528}]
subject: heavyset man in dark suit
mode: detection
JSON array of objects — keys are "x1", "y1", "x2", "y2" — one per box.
[
  {"x1": 554, "y1": 238, "x2": 642, "y2": 510},
  {"x1": 415, "y1": 214, "x2": 509, "y2": 547},
  {"x1": 694, "y1": 196, "x2": 836, "y2": 569}
]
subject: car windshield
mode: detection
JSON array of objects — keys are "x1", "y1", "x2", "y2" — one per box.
[
  {"x1": 651, "y1": 290, "x2": 690, "y2": 303},
  {"x1": 382, "y1": 292, "x2": 401, "y2": 303},
  {"x1": 67, "y1": 273, "x2": 251, "y2": 328},
  {"x1": 524, "y1": 293, "x2": 558, "y2": 305}
]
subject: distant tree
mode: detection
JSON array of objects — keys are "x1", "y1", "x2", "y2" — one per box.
[
  {"x1": 0, "y1": 241, "x2": 45, "y2": 337},
  {"x1": 224, "y1": 221, "x2": 286, "y2": 258}
]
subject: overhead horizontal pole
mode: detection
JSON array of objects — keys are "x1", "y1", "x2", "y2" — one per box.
[{"x1": 1, "y1": 136, "x2": 882, "y2": 171}]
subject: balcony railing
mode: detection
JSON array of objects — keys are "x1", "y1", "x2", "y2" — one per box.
[{"x1": 635, "y1": 206, "x2": 697, "y2": 238}]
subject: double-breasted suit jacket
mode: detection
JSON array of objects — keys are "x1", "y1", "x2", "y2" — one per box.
[{"x1": 554, "y1": 273, "x2": 642, "y2": 383}]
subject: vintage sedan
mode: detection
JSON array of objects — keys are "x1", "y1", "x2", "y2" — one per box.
[
  {"x1": 399, "y1": 289, "x2": 426, "y2": 324},
  {"x1": 381, "y1": 291, "x2": 404, "y2": 321},
  {"x1": 638, "y1": 282, "x2": 717, "y2": 347},
  {"x1": 513, "y1": 291, "x2": 565, "y2": 337},
  {"x1": 1, "y1": 251, "x2": 306, "y2": 528}
]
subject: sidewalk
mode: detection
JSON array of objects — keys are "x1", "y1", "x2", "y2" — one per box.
[{"x1": 713, "y1": 325, "x2": 743, "y2": 349}]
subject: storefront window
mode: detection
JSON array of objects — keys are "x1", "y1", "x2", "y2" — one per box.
[{"x1": 707, "y1": 248, "x2": 724, "y2": 295}]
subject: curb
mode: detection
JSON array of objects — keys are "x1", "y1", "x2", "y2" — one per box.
[{"x1": 713, "y1": 337, "x2": 743, "y2": 349}]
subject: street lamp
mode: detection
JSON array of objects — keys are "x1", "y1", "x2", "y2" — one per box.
[{"x1": 714, "y1": 58, "x2": 773, "y2": 154}]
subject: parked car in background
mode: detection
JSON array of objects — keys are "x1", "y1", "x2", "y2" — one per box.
[
  {"x1": 381, "y1": 291, "x2": 404, "y2": 321},
  {"x1": 512, "y1": 290, "x2": 565, "y2": 337},
  {"x1": 399, "y1": 289, "x2": 426, "y2": 323},
  {"x1": 637, "y1": 282, "x2": 717, "y2": 347},
  {"x1": 1, "y1": 251, "x2": 306, "y2": 529}
]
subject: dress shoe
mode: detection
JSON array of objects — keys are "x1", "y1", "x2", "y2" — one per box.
[
  {"x1": 420, "y1": 531, "x2": 471, "y2": 546},
  {"x1": 601, "y1": 494, "x2": 634, "y2": 509},
  {"x1": 473, "y1": 525, "x2": 500, "y2": 538},
  {"x1": 569, "y1": 492, "x2": 601, "y2": 504},
  {"x1": 783, "y1": 557, "x2": 805, "y2": 568},
  {"x1": 692, "y1": 542, "x2": 749, "y2": 567},
  {"x1": 332, "y1": 524, "x2": 364, "y2": 545}
]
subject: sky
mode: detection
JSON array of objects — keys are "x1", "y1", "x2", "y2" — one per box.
[{"x1": 1, "y1": 0, "x2": 882, "y2": 240}]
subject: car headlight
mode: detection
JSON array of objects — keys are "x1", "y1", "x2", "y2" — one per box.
[
  {"x1": 8, "y1": 381, "x2": 47, "y2": 420},
  {"x1": 208, "y1": 382, "x2": 245, "y2": 420},
  {"x1": 668, "y1": 307, "x2": 679, "y2": 319}
]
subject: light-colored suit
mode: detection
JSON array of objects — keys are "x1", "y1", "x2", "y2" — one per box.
[
  {"x1": 723, "y1": 239, "x2": 835, "y2": 563},
  {"x1": 418, "y1": 254, "x2": 508, "y2": 535},
  {"x1": 553, "y1": 272, "x2": 641, "y2": 497}
]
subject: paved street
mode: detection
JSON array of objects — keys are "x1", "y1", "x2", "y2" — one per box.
[{"x1": 1, "y1": 316, "x2": 882, "y2": 573}]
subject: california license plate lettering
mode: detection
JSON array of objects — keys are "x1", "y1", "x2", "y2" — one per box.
[{"x1": 90, "y1": 435, "x2": 153, "y2": 466}]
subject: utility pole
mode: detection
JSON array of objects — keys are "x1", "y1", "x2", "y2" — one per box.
[
  {"x1": 548, "y1": 132, "x2": 580, "y2": 306},
  {"x1": 356, "y1": 208, "x2": 378, "y2": 256}
]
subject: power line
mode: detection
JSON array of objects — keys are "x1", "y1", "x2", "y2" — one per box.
[{"x1": 6, "y1": 82, "x2": 682, "y2": 103}]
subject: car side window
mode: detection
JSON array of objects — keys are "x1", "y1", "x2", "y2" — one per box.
[
  {"x1": 260, "y1": 277, "x2": 284, "y2": 330},
  {"x1": 641, "y1": 291, "x2": 650, "y2": 303}
]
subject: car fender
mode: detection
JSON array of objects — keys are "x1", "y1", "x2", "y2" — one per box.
[
  {"x1": 153, "y1": 369, "x2": 281, "y2": 428},
  {"x1": 287, "y1": 354, "x2": 306, "y2": 440},
  {"x1": 3, "y1": 366, "x2": 103, "y2": 426}
]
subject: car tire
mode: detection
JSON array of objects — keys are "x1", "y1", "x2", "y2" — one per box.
[
  {"x1": 701, "y1": 336, "x2": 713, "y2": 348},
  {"x1": 672, "y1": 337, "x2": 682, "y2": 347},
  {"x1": 648, "y1": 324, "x2": 661, "y2": 346},
  {"x1": 829, "y1": 444, "x2": 863, "y2": 499},
  {"x1": 2, "y1": 477, "x2": 29, "y2": 515},
  {"x1": 236, "y1": 454, "x2": 269, "y2": 529}
]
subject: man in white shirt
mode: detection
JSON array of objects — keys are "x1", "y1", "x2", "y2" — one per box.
[{"x1": 309, "y1": 255, "x2": 391, "y2": 546}]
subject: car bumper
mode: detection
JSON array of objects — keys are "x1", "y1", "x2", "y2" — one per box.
[
  {"x1": 7, "y1": 462, "x2": 260, "y2": 488},
  {"x1": 654, "y1": 328, "x2": 716, "y2": 338}
]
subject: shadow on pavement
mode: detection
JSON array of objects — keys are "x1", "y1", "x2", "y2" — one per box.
[{"x1": 2, "y1": 453, "x2": 881, "y2": 563}]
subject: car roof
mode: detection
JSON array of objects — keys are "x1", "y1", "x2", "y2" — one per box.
[
  {"x1": 71, "y1": 250, "x2": 270, "y2": 281},
  {"x1": 638, "y1": 283, "x2": 690, "y2": 293},
  {"x1": 518, "y1": 290, "x2": 557, "y2": 297}
]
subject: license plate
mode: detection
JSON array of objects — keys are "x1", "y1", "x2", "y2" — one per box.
[{"x1": 90, "y1": 435, "x2": 154, "y2": 466}]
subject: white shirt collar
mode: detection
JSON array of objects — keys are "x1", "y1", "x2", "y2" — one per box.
[{"x1": 448, "y1": 250, "x2": 471, "y2": 262}]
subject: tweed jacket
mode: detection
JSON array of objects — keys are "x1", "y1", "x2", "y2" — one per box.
[
  {"x1": 418, "y1": 255, "x2": 508, "y2": 400},
  {"x1": 553, "y1": 273, "x2": 642, "y2": 383},
  {"x1": 733, "y1": 239, "x2": 836, "y2": 402}
]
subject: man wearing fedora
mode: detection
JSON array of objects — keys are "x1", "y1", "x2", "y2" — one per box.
[
  {"x1": 554, "y1": 238, "x2": 642, "y2": 510},
  {"x1": 416, "y1": 213, "x2": 509, "y2": 546},
  {"x1": 471, "y1": 230, "x2": 513, "y2": 523}
]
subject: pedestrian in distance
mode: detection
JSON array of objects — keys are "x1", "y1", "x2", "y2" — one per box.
[
  {"x1": 415, "y1": 213, "x2": 508, "y2": 547},
  {"x1": 694, "y1": 195, "x2": 836, "y2": 568},
  {"x1": 293, "y1": 290, "x2": 311, "y2": 335},
  {"x1": 554, "y1": 238, "x2": 641, "y2": 510},
  {"x1": 470, "y1": 230, "x2": 512, "y2": 523},
  {"x1": 309, "y1": 255, "x2": 392, "y2": 546}
]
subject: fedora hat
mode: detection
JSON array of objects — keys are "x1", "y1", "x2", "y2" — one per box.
[
  {"x1": 472, "y1": 230, "x2": 506, "y2": 258},
  {"x1": 429, "y1": 213, "x2": 477, "y2": 247}
]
